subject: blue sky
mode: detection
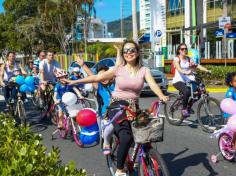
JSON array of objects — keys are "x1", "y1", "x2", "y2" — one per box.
[
  {"x1": 95, "y1": 0, "x2": 139, "y2": 22},
  {"x1": 0, "y1": 0, "x2": 139, "y2": 22},
  {"x1": 0, "y1": 0, "x2": 4, "y2": 13}
]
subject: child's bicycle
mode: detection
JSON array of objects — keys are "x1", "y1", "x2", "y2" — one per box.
[
  {"x1": 211, "y1": 126, "x2": 236, "y2": 163},
  {"x1": 51, "y1": 97, "x2": 98, "y2": 147},
  {"x1": 105, "y1": 100, "x2": 170, "y2": 176}
]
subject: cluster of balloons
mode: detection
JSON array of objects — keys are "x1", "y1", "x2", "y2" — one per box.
[
  {"x1": 15, "y1": 75, "x2": 36, "y2": 93},
  {"x1": 220, "y1": 98, "x2": 236, "y2": 132},
  {"x1": 62, "y1": 92, "x2": 99, "y2": 145}
]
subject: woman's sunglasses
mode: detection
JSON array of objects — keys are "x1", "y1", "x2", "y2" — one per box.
[
  {"x1": 180, "y1": 48, "x2": 188, "y2": 51},
  {"x1": 123, "y1": 48, "x2": 137, "y2": 54}
]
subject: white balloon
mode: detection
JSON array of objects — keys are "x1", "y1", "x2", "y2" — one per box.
[
  {"x1": 84, "y1": 83, "x2": 93, "y2": 92},
  {"x1": 66, "y1": 104, "x2": 83, "y2": 117},
  {"x1": 62, "y1": 92, "x2": 77, "y2": 106}
]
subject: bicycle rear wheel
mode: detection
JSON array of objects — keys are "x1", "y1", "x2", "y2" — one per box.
[
  {"x1": 164, "y1": 94, "x2": 184, "y2": 126},
  {"x1": 17, "y1": 101, "x2": 26, "y2": 125},
  {"x1": 139, "y1": 148, "x2": 170, "y2": 176},
  {"x1": 197, "y1": 97, "x2": 224, "y2": 133}
]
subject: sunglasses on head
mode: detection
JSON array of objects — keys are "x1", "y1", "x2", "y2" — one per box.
[
  {"x1": 123, "y1": 47, "x2": 137, "y2": 54},
  {"x1": 180, "y1": 48, "x2": 188, "y2": 51}
]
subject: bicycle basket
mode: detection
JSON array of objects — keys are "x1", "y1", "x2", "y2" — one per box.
[{"x1": 131, "y1": 117, "x2": 164, "y2": 144}]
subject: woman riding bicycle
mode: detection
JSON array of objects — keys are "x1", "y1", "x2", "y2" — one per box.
[
  {"x1": 172, "y1": 43, "x2": 211, "y2": 117},
  {"x1": 63, "y1": 40, "x2": 168, "y2": 176},
  {"x1": 0, "y1": 52, "x2": 27, "y2": 110}
]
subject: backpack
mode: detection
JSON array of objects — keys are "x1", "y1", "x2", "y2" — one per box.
[{"x1": 171, "y1": 56, "x2": 190, "y2": 75}]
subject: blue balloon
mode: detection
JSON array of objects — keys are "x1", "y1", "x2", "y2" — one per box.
[
  {"x1": 25, "y1": 76, "x2": 35, "y2": 86},
  {"x1": 15, "y1": 75, "x2": 25, "y2": 85},
  {"x1": 80, "y1": 126, "x2": 99, "y2": 145},
  {"x1": 19, "y1": 84, "x2": 30, "y2": 93},
  {"x1": 83, "y1": 123, "x2": 99, "y2": 132},
  {"x1": 28, "y1": 84, "x2": 36, "y2": 92}
]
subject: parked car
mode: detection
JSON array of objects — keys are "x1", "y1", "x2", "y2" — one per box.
[{"x1": 92, "y1": 58, "x2": 168, "y2": 94}]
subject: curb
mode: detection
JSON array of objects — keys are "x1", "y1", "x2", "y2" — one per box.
[{"x1": 168, "y1": 86, "x2": 227, "y2": 93}]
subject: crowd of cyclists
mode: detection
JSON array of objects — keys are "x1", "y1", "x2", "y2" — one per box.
[{"x1": 0, "y1": 40, "x2": 235, "y2": 176}]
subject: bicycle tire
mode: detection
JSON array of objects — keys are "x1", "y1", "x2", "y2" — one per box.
[
  {"x1": 71, "y1": 118, "x2": 84, "y2": 147},
  {"x1": 197, "y1": 96, "x2": 224, "y2": 133},
  {"x1": 164, "y1": 94, "x2": 184, "y2": 126},
  {"x1": 17, "y1": 101, "x2": 26, "y2": 125},
  {"x1": 106, "y1": 135, "x2": 119, "y2": 176},
  {"x1": 218, "y1": 133, "x2": 235, "y2": 162},
  {"x1": 139, "y1": 148, "x2": 170, "y2": 176}
]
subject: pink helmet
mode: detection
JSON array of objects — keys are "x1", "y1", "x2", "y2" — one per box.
[{"x1": 55, "y1": 69, "x2": 68, "y2": 78}]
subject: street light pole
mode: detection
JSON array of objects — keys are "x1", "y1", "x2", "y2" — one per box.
[
  {"x1": 132, "y1": 0, "x2": 138, "y2": 42},
  {"x1": 120, "y1": 0, "x2": 123, "y2": 38}
]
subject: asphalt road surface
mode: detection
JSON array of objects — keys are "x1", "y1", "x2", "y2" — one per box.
[{"x1": 1, "y1": 92, "x2": 236, "y2": 176}]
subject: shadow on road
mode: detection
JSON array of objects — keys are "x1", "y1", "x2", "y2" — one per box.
[{"x1": 163, "y1": 148, "x2": 218, "y2": 176}]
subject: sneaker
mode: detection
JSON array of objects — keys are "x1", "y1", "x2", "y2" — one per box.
[
  {"x1": 115, "y1": 171, "x2": 127, "y2": 176},
  {"x1": 182, "y1": 109, "x2": 190, "y2": 117}
]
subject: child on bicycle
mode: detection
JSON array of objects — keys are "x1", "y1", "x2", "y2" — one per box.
[
  {"x1": 66, "y1": 55, "x2": 115, "y2": 155},
  {"x1": 224, "y1": 72, "x2": 236, "y2": 149},
  {"x1": 53, "y1": 69, "x2": 83, "y2": 128}
]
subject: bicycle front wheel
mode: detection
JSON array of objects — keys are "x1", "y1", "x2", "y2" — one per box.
[
  {"x1": 164, "y1": 94, "x2": 184, "y2": 126},
  {"x1": 197, "y1": 96, "x2": 224, "y2": 133},
  {"x1": 139, "y1": 148, "x2": 170, "y2": 176},
  {"x1": 17, "y1": 101, "x2": 26, "y2": 125}
]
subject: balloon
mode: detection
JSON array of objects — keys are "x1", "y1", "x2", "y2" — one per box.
[
  {"x1": 66, "y1": 104, "x2": 83, "y2": 117},
  {"x1": 188, "y1": 49, "x2": 199, "y2": 64},
  {"x1": 28, "y1": 84, "x2": 36, "y2": 92},
  {"x1": 19, "y1": 84, "x2": 30, "y2": 93},
  {"x1": 220, "y1": 98, "x2": 236, "y2": 115},
  {"x1": 25, "y1": 76, "x2": 35, "y2": 86},
  {"x1": 227, "y1": 114, "x2": 236, "y2": 132},
  {"x1": 80, "y1": 126, "x2": 99, "y2": 145},
  {"x1": 76, "y1": 108, "x2": 97, "y2": 127},
  {"x1": 83, "y1": 123, "x2": 99, "y2": 132},
  {"x1": 15, "y1": 75, "x2": 25, "y2": 85},
  {"x1": 62, "y1": 92, "x2": 77, "y2": 106},
  {"x1": 84, "y1": 83, "x2": 93, "y2": 92}
]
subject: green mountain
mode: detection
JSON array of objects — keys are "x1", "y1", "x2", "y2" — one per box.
[{"x1": 107, "y1": 12, "x2": 140, "y2": 38}]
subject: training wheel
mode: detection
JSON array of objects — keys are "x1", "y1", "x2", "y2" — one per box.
[{"x1": 211, "y1": 155, "x2": 218, "y2": 163}]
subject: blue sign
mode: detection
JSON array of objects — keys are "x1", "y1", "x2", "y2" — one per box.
[
  {"x1": 226, "y1": 33, "x2": 236, "y2": 39},
  {"x1": 155, "y1": 30, "x2": 162, "y2": 37},
  {"x1": 215, "y1": 29, "x2": 224, "y2": 38}
]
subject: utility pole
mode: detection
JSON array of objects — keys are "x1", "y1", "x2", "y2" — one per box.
[
  {"x1": 222, "y1": 0, "x2": 228, "y2": 64},
  {"x1": 132, "y1": 0, "x2": 138, "y2": 42},
  {"x1": 120, "y1": 0, "x2": 123, "y2": 38}
]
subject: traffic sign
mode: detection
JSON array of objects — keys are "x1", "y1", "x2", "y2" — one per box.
[
  {"x1": 226, "y1": 33, "x2": 236, "y2": 39},
  {"x1": 155, "y1": 30, "x2": 162, "y2": 37},
  {"x1": 219, "y1": 16, "x2": 231, "y2": 29},
  {"x1": 214, "y1": 29, "x2": 224, "y2": 38}
]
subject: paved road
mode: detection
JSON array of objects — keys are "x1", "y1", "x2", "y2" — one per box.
[{"x1": 1, "y1": 92, "x2": 236, "y2": 176}]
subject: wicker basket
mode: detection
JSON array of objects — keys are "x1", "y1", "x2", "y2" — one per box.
[{"x1": 131, "y1": 117, "x2": 164, "y2": 144}]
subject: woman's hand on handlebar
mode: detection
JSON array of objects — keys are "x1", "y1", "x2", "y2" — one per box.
[{"x1": 159, "y1": 95, "x2": 169, "y2": 102}]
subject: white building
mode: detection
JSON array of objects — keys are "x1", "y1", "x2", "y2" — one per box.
[
  {"x1": 139, "y1": 0, "x2": 151, "y2": 34},
  {"x1": 88, "y1": 18, "x2": 108, "y2": 38}
]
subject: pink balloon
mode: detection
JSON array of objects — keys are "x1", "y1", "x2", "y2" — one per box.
[
  {"x1": 227, "y1": 114, "x2": 236, "y2": 132},
  {"x1": 220, "y1": 98, "x2": 236, "y2": 115}
]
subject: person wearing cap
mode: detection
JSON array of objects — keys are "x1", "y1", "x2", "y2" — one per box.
[
  {"x1": 53, "y1": 69, "x2": 83, "y2": 128},
  {"x1": 0, "y1": 52, "x2": 27, "y2": 109}
]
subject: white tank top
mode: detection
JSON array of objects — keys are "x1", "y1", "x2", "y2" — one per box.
[
  {"x1": 172, "y1": 56, "x2": 195, "y2": 84},
  {"x1": 3, "y1": 63, "x2": 19, "y2": 81}
]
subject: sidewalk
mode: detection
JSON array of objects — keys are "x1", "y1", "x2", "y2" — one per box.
[{"x1": 168, "y1": 86, "x2": 227, "y2": 93}]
